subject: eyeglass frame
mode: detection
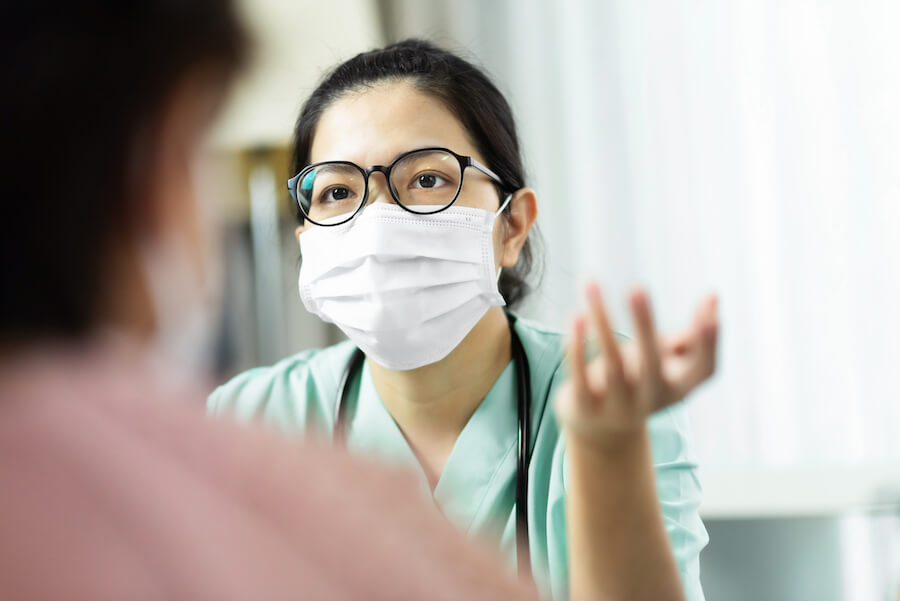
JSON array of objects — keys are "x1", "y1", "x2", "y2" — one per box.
[{"x1": 287, "y1": 146, "x2": 513, "y2": 227}]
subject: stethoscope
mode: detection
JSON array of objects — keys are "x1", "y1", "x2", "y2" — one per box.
[{"x1": 333, "y1": 311, "x2": 534, "y2": 578}]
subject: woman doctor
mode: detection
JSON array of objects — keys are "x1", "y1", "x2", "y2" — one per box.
[{"x1": 209, "y1": 39, "x2": 718, "y2": 601}]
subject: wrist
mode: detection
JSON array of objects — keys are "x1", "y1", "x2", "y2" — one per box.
[{"x1": 566, "y1": 424, "x2": 651, "y2": 464}]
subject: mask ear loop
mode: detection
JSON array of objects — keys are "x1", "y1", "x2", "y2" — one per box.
[
  {"x1": 494, "y1": 193, "x2": 514, "y2": 280},
  {"x1": 495, "y1": 193, "x2": 513, "y2": 217}
]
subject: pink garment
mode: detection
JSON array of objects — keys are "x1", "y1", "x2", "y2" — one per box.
[{"x1": 0, "y1": 343, "x2": 537, "y2": 601}]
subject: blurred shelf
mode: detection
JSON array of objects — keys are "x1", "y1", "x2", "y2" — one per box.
[{"x1": 698, "y1": 465, "x2": 900, "y2": 520}]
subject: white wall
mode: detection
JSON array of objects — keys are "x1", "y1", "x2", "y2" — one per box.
[
  {"x1": 212, "y1": 0, "x2": 384, "y2": 149},
  {"x1": 384, "y1": 0, "x2": 900, "y2": 510}
]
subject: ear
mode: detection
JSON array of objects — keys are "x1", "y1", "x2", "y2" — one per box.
[{"x1": 499, "y1": 187, "x2": 538, "y2": 268}]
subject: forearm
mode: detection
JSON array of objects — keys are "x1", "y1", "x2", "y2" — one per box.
[{"x1": 566, "y1": 426, "x2": 685, "y2": 601}]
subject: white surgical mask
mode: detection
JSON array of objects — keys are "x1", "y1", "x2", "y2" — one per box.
[{"x1": 298, "y1": 199, "x2": 510, "y2": 371}]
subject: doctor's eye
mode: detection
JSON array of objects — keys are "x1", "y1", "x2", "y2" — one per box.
[
  {"x1": 410, "y1": 172, "x2": 451, "y2": 189},
  {"x1": 320, "y1": 186, "x2": 355, "y2": 203}
]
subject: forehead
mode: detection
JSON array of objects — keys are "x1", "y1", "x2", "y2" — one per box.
[{"x1": 308, "y1": 80, "x2": 483, "y2": 167}]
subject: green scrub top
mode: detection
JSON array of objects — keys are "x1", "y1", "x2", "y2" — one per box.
[{"x1": 208, "y1": 316, "x2": 708, "y2": 600}]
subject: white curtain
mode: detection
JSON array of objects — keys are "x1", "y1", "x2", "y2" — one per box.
[{"x1": 387, "y1": 0, "x2": 900, "y2": 471}]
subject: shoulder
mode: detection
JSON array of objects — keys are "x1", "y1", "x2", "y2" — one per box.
[
  {"x1": 512, "y1": 315, "x2": 567, "y2": 388},
  {"x1": 512, "y1": 314, "x2": 566, "y2": 356},
  {"x1": 207, "y1": 340, "x2": 358, "y2": 433}
]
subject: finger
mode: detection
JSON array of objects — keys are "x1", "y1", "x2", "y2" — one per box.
[
  {"x1": 662, "y1": 294, "x2": 718, "y2": 354},
  {"x1": 697, "y1": 294, "x2": 719, "y2": 342},
  {"x1": 629, "y1": 288, "x2": 662, "y2": 382},
  {"x1": 585, "y1": 282, "x2": 625, "y2": 385},
  {"x1": 698, "y1": 293, "x2": 719, "y2": 370},
  {"x1": 566, "y1": 315, "x2": 594, "y2": 411},
  {"x1": 617, "y1": 342, "x2": 642, "y2": 383},
  {"x1": 669, "y1": 294, "x2": 719, "y2": 398},
  {"x1": 661, "y1": 330, "x2": 693, "y2": 355},
  {"x1": 691, "y1": 294, "x2": 719, "y2": 364}
]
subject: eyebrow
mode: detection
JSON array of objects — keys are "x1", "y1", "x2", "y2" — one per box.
[{"x1": 312, "y1": 143, "x2": 460, "y2": 168}]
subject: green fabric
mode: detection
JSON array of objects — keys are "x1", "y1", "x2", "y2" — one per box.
[{"x1": 209, "y1": 316, "x2": 708, "y2": 600}]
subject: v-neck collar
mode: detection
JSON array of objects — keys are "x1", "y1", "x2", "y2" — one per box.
[{"x1": 344, "y1": 359, "x2": 519, "y2": 533}]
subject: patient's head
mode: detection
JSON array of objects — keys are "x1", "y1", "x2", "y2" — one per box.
[{"x1": 0, "y1": 1, "x2": 248, "y2": 350}]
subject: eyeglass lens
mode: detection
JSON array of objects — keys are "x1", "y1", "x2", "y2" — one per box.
[{"x1": 297, "y1": 149, "x2": 463, "y2": 224}]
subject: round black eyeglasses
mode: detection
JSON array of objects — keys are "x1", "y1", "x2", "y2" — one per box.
[{"x1": 287, "y1": 146, "x2": 510, "y2": 227}]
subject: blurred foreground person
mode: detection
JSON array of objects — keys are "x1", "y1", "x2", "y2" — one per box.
[{"x1": 0, "y1": 2, "x2": 536, "y2": 599}]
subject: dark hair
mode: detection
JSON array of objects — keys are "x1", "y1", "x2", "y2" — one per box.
[
  {"x1": 291, "y1": 39, "x2": 542, "y2": 308},
  {"x1": 0, "y1": 1, "x2": 248, "y2": 342}
]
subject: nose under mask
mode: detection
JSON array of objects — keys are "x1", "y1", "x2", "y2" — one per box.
[{"x1": 297, "y1": 199, "x2": 510, "y2": 370}]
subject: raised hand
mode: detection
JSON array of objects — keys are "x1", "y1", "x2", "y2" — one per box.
[{"x1": 555, "y1": 282, "x2": 718, "y2": 443}]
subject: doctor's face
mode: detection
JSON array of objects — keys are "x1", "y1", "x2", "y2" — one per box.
[{"x1": 306, "y1": 80, "x2": 511, "y2": 265}]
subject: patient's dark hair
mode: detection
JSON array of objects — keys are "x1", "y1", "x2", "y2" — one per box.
[
  {"x1": 0, "y1": 1, "x2": 248, "y2": 342},
  {"x1": 292, "y1": 39, "x2": 542, "y2": 309}
]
